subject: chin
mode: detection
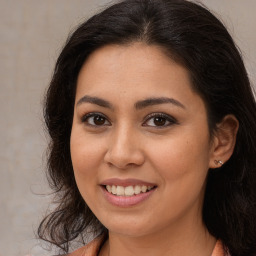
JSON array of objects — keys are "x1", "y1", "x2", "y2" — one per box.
[{"x1": 100, "y1": 216, "x2": 159, "y2": 238}]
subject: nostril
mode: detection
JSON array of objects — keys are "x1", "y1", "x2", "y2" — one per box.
[
  {"x1": 104, "y1": 150, "x2": 145, "y2": 169},
  {"x1": 103, "y1": 136, "x2": 145, "y2": 168}
]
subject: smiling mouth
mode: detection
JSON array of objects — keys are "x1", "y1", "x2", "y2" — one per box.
[{"x1": 104, "y1": 185, "x2": 156, "y2": 196}]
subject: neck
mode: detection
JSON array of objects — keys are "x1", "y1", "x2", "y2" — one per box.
[{"x1": 100, "y1": 217, "x2": 216, "y2": 256}]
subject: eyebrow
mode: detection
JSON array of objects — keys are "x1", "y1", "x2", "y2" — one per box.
[
  {"x1": 76, "y1": 95, "x2": 185, "y2": 110},
  {"x1": 76, "y1": 95, "x2": 113, "y2": 109},
  {"x1": 135, "y1": 97, "x2": 186, "y2": 110}
]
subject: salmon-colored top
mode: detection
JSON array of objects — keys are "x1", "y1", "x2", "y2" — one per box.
[{"x1": 69, "y1": 235, "x2": 229, "y2": 256}]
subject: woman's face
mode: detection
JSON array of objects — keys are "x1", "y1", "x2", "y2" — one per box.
[{"x1": 70, "y1": 43, "x2": 216, "y2": 237}]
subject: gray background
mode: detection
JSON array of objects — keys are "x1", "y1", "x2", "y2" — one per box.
[{"x1": 0, "y1": 1, "x2": 255, "y2": 255}]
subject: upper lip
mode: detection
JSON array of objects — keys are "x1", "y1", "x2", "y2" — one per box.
[{"x1": 100, "y1": 178, "x2": 157, "y2": 187}]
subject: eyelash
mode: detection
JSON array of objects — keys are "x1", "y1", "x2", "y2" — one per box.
[
  {"x1": 81, "y1": 112, "x2": 110, "y2": 127},
  {"x1": 143, "y1": 113, "x2": 177, "y2": 127},
  {"x1": 81, "y1": 112, "x2": 177, "y2": 128}
]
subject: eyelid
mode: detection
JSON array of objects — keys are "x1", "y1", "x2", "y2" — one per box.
[
  {"x1": 80, "y1": 112, "x2": 177, "y2": 128},
  {"x1": 81, "y1": 112, "x2": 111, "y2": 126},
  {"x1": 142, "y1": 112, "x2": 178, "y2": 127}
]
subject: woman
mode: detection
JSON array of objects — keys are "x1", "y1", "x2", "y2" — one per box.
[{"x1": 38, "y1": 0, "x2": 256, "y2": 255}]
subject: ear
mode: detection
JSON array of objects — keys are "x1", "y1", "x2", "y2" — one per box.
[{"x1": 209, "y1": 115, "x2": 239, "y2": 168}]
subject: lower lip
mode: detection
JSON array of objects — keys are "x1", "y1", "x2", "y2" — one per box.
[{"x1": 101, "y1": 186, "x2": 156, "y2": 207}]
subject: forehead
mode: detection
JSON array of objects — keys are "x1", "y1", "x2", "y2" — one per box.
[
  {"x1": 78, "y1": 44, "x2": 185, "y2": 88},
  {"x1": 76, "y1": 43, "x2": 204, "y2": 111}
]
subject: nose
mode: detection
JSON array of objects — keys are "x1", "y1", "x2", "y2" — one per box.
[{"x1": 104, "y1": 125, "x2": 145, "y2": 169}]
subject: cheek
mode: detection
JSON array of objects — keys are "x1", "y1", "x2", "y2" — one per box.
[
  {"x1": 70, "y1": 129, "x2": 105, "y2": 201},
  {"x1": 147, "y1": 129, "x2": 211, "y2": 187},
  {"x1": 70, "y1": 133, "x2": 106, "y2": 216},
  {"x1": 71, "y1": 130, "x2": 103, "y2": 173},
  {"x1": 147, "y1": 135, "x2": 210, "y2": 218}
]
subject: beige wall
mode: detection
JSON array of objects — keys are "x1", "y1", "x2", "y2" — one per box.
[
  {"x1": 0, "y1": 1, "x2": 255, "y2": 255},
  {"x1": 196, "y1": 0, "x2": 256, "y2": 87}
]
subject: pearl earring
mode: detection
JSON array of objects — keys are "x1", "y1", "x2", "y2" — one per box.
[{"x1": 214, "y1": 160, "x2": 223, "y2": 166}]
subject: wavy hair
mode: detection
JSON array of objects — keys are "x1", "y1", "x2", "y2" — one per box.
[{"x1": 38, "y1": 0, "x2": 256, "y2": 255}]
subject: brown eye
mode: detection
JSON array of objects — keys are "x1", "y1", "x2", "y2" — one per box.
[
  {"x1": 93, "y1": 115, "x2": 106, "y2": 125},
  {"x1": 143, "y1": 113, "x2": 177, "y2": 127},
  {"x1": 82, "y1": 113, "x2": 110, "y2": 126},
  {"x1": 153, "y1": 117, "x2": 167, "y2": 126}
]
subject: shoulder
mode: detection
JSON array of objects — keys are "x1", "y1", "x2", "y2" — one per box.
[{"x1": 68, "y1": 234, "x2": 106, "y2": 256}]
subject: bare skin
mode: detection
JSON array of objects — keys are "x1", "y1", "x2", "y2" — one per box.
[{"x1": 70, "y1": 43, "x2": 238, "y2": 256}]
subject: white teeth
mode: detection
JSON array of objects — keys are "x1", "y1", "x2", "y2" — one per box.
[
  {"x1": 116, "y1": 186, "x2": 125, "y2": 196},
  {"x1": 141, "y1": 185, "x2": 147, "y2": 193},
  {"x1": 106, "y1": 185, "x2": 111, "y2": 193},
  {"x1": 105, "y1": 185, "x2": 154, "y2": 196},
  {"x1": 134, "y1": 185, "x2": 141, "y2": 195},
  {"x1": 112, "y1": 185, "x2": 117, "y2": 195},
  {"x1": 124, "y1": 186, "x2": 134, "y2": 196}
]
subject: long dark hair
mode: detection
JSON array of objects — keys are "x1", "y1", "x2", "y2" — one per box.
[{"x1": 38, "y1": 0, "x2": 256, "y2": 255}]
